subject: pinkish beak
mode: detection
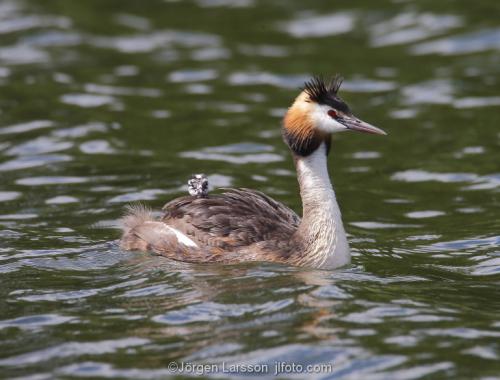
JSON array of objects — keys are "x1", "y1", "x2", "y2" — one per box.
[{"x1": 341, "y1": 115, "x2": 387, "y2": 135}]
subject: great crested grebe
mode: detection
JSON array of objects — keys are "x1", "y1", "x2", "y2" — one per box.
[{"x1": 120, "y1": 76, "x2": 386, "y2": 269}]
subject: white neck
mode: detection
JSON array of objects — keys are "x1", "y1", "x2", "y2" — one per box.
[{"x1": 294, "y1": 143, "x2": 350, "y2": 269}]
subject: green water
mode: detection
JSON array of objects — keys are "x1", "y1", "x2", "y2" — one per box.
[{"x1": 0, "y1": 0, "x2": 499, "y2": 379}]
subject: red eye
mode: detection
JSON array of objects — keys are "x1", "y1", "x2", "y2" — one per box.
[{"x1": 328, "y1": 109, "x2": 337, "y2": 118}]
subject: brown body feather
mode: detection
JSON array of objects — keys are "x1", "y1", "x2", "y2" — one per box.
[{"x1": 120, "y1": 188, "x2": 305, "y2": 265}]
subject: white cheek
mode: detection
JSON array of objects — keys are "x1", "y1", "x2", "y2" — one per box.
[{"x1": 311, "y1": 104, "x2": 347, "y2": 133}]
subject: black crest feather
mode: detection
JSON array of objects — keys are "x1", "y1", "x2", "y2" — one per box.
[{"x1": 303, "y1": 75, "x2": 350, "y2": 113}]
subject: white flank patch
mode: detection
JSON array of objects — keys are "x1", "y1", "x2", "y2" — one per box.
[
  {"x1": 142, "y1": 222, "x2": 198, "y2": 248},
  {"x1": 166, "y1": 226, "x2": 198, "y2": 247}
]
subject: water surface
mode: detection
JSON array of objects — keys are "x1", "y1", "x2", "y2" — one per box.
[{"x1": 0, "y1": 0, "x2": 499, "y2": 379}]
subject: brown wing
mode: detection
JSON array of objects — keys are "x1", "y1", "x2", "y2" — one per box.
[{"x1": 161, "y1": 188, "x2": 300, "y2": 252}]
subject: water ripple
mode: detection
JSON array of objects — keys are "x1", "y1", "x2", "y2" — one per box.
[
  {"x1": 153, "y1": 299, "x2": 294, "y2": 325},
  {"x1": 0, "y1": 154, "x2": 71, "y2": 171},
  {"x1": 228, "y1": 71, "x2": 305, "y2": 88},
  {"x1": 0, "y1": 338, "x2": 149, "y2": 366},
  {"x1": 91, "y1": 30, "x2": 221, "y2": 53},
  {"x1": 283, "y1": 12, "x2": 355, "y2": 38},
  {"x1": 0, "y1": 44, "x2": 49, "y2": 64},
  {"x1": 60, "y1": 93, "x2": 118, "y2": 108},
  {"x1": 168, "y1": 69, "x2": 218, "y2": 82},
  {"x1": 370, "y1": 12, "x2": 462, "y2": 47},
  {"x1": 6, "y1": 137, "x2": 73, "y2": 156},
  {"x1": 0, "y1": 15, "x2": 71, "y2": 35},
  {"x1": 392, "y1": 170, "x2": 500, "y2": 190},
  {"x1": 16, "y1": 176, "x2": 88, "y2": 186},
  {"x1": 0, "y1": 120, "x2": 54, "y2": 135},
  {"x1": 180, "y1": 143, "x2": 283, "y2": 164},
  {"x1": 411, "y1": 28, "x2": 500, "y2": 55},
  {"x1": 84, "y1": 83, "x2": 162, "y2": 97},
  {"x1": 0, "y1": 314, "x2": 74, "y2": 331},
  {"x1": 0, "y1": 191, "x2": 21, "y2": 202},
  {"x1": 108, "y1": 189, "x2": 168, "y2": 203}
]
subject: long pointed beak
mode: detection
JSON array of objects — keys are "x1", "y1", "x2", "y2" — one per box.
[{"x1": 340, "y1": 115, "x2": 387, "y2": 135}]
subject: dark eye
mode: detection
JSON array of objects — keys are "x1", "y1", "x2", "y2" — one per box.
[{"x1": 328, "y1": 109, "x2": 337, "y2": 118}]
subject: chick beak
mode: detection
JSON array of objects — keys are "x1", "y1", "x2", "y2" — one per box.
[{"x1": 340, "y1": 115, "x2": 387, "y2": 135}]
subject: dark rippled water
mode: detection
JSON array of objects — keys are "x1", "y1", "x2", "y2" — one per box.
[{"x1": 1, "y1": 0, "x2": 499, "y2": 379}]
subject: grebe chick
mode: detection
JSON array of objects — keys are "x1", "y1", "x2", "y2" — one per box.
[
  {"x1": 187, "y1": 174, "x2": 209, "y2": 197},
  {"x1": 120, "y1": 75, "x2": 386, "y2": 269}
]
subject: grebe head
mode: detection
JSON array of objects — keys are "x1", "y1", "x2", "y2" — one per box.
[{"x1": 282, "y1": 75, "x2": 386, "y2": 156}]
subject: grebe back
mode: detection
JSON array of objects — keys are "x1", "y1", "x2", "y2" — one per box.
[{"x1": 120, "y1": 75, "x2": 386, "y2": 269}]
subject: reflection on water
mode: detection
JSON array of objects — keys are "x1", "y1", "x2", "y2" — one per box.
[
  {"x1": 370, "y1": 12, "x2": 463, "y2": 47},
  {"x1": 0, "y1": 0, "x2": 499, "y2": 379},
  {"x1": 283, "y1": 12, "x2": 355, "y2": 38},
  {"x1": 180, "y1": 143, "x2": 283, "y2": 164},
  {"x1": 411, "y1": 28, "x2": 500, "y2": 55}
]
